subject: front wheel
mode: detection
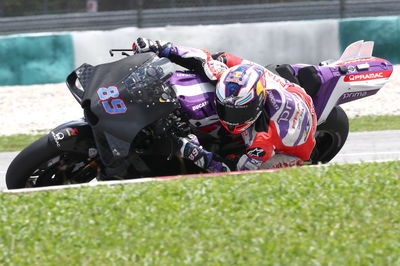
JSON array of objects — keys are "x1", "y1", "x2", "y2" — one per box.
[
  {"x1": 6, "y1": 136, "x2": 99, "y2": 189},
  {"x1": 310, "y1": 106, "x2": 349, "y2": 164}
]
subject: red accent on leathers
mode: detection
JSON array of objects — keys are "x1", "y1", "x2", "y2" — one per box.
[
  {"x1": 157, "y1": 42, "x2": 317, "y2": 168},
  {"x1": 214, "y1": 53, "x2": 317, "y2": 164},
  {"x1": 246, "y1": 130, "x2": 276, "y2": 161},
  {"x1": 245, "y1": 84, "x2": 317, "y2": 163},
  {"x1": 216, "y1": 53, "x2": 245, "y2": 67},
  {"x1": 199, "y1": 123, "x2": 219, "y2": 132}
]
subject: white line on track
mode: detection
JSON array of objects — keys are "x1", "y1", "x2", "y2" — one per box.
[
  {"x1": 4, "y1": 159, "x2": 400, "y2": 194},
  {"x1": 336, "y1": 151, "x2": 400, "y2": 157},
  {"x1": 2, "y1": 130, "x2": 400, "y2": 194},
  {"x1": 2, "y1": 168, "x2": 280, "y2": 194}
]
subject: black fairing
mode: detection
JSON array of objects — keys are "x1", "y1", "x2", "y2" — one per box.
[
  {"x1": 297, "y1": 66, "x2": 322, "y2": 97},
  {"x1": 66, "y1": 53, "x2": 179, "y2": 165},
  {"x1": 48, "y1": 120, "x2": 94, "y2": 154}
]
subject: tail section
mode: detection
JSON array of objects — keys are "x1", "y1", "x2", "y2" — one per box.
[{"x1": 339, "y1": 40, "x2": 374, "y2": 61}]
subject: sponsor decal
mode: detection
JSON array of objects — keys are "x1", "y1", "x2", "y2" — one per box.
[
  {"x1": 277, "y1": 96, "x2": 294, "y2": 123},
  {"x1": 337, "y1": 89, "x2": 381, "y2": 105},
  {"x1": 51, "y1": 128, "x2": 79, "y2": 147},
  {"x1": 208, "y1": 60, "x2": 228, "y2": 78},
  {"x1": 51, "y1": 131, "x2": 64, "y2": 147},
  {"x1": 271, "y1": 159, "x2": 298, "y2": 168},
  {"x1": 66, "y1": 128, "x2": 79, "y2": 136},
  {"x1": 176, "y1": 72, "x2": 196, "y2": 77},
  {"x1": 247, "y1": 147, "x2": 266, "y2": 158},
  {"x1": 265, "y1": 70, "x2": 291, "y2": 88},
  {"x1": 192, "y1": 101, "x2": 209, "y2": 111},
  {"x1": 291, "y1": 103, "x2": 305, "y2": 130},
  {"x1": 344, "y1": 70, "x2": 392, "y2": 82},
  {"x1": 267, "y1": 90, "x2": 280, "y2": 111},
  {"x1": 223, "y1": 95, "x2": 241, "y2": 105},
  {"x1": 225, "y1": 67, "x2": 248, "y2": 86},
  {"x1": 291, "y1": 110, "x2": 300, "y2": 129},
  {"x1": 339, "y1": 91, "x2": 368, "y2": 101}
]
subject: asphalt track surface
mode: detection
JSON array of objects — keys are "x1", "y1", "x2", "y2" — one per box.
[{"x1": 1, "y1": 130, "x2": 399, "y2": 191}]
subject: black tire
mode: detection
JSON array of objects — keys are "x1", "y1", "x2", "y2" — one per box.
[
  {"x1": 6, "y1": 135, "x2": 97, "y2": 189},
  {"x1": 310, "y1": 106, "x2": 349, "y2": 164}
]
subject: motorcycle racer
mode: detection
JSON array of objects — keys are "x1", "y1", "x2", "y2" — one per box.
[{"x1": 132, "y1": 37, "x2": 317, "y2": 171}]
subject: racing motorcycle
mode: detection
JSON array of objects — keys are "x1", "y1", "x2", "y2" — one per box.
[{"x1": 5, "y1": 40, "x2": 393, "y2": 189}]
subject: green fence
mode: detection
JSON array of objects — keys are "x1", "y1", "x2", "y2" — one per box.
[
  {"x1": 339, "y1": 16, "x2": 400, "y2": 64},
  {"x1": 0, "y1": 34, "x2": 74, "y2": 85}
]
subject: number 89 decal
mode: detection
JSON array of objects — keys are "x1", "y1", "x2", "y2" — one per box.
[{"x1": 97, "y1": 86, "x2": 127, "y2": 115}]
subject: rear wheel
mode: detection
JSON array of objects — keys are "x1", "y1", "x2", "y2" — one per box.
[
  {"x1": 6, "y1": 136, "x2": 98, "y2": 189},
  {"x1": 310, "y1": 106, "x2": 349, "y2": 164}
]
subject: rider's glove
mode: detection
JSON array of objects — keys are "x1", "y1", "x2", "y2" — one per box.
[
  {"x1": 186, "y1": 133, "x2": 200, "y2": 146},
  {"x1": 207, "y1": 160, "x2": 231, "y2": 173},
  {"x1": 132, "y1": 37, "x2": 172, "y2": 57},
  {"x1": 177, "y1": 136, "x2": 231, "y2": 173}
]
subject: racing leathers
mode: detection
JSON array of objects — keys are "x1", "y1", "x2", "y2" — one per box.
[{"x1": 132, "y1": 38, "x2": 317, "y2": 171}]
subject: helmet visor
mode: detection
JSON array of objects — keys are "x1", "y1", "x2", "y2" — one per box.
[{"x1": 216, "y1": 99, "x2": 261, "y2": 125}]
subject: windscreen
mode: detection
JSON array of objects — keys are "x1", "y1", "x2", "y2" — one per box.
[{"x1": 76, "y1": 53, "x2": 178, "y2": 163}]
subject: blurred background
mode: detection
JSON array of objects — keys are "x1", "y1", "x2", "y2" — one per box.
[
  {"x1": 0, "y1": 0, "x2": 399, "y2": 86},
  {"x1": 0, "y1": 0, "x2": 399, "y2": 140},
  {"x1": 0, "y1": 0, "x2": 399, "y2": 35}
]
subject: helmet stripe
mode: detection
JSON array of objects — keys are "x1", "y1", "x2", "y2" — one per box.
[{"x1": 236, "y1": 91, "x2": 254, "y2": 105}]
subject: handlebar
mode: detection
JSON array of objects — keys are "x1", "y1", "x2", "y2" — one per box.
[{"x1": 109, "y1": 49, "x2": 134, "y2": 57}]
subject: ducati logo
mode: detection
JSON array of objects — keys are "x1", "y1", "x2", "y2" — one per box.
[
  {"x1": 192, "y1": 101, "x2": 209, "y2": 111},
  {"x1": 247, "y1": 147, "x2": 266, "y2": 158}
]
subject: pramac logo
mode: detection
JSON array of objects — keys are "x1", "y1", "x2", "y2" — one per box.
[{"x1": 344, "y1": 71, "x2": 392, "y2": 82}]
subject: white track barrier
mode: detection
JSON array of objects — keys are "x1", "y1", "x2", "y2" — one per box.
[{"x1": 72, "y1": 19, "x2": 340, "y2": 67}]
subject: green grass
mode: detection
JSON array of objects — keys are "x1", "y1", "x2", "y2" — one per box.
[
  {"x1": 0, "y1": 115, "x2": 399, "y2": 152},
  {"x1": 349, "y1": 115, "x2": 400, "y2": 132},
  {"x1": 0, "y1": 133, "x2": 45, "y2": 152},
  {"x1": 1, "y1": 161, "x2": 400, "y2": 265}
]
